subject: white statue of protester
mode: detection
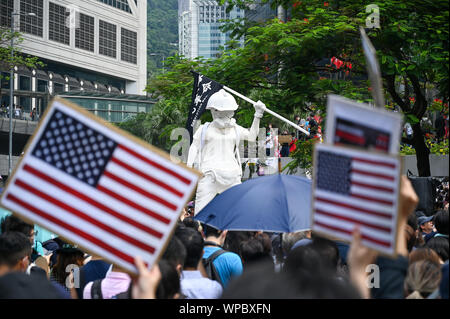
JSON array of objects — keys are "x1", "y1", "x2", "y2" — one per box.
[{"x1": 187, "y1": 89, "x2": 266, "y2": 214}]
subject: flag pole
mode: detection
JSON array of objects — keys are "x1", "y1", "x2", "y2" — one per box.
[{"x1": 222, "y1": 85, "x2": 310, "y2": 136}]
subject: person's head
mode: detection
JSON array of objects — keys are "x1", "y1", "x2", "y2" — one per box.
[
  {"x1": 433, "y1": 210, "x2": 449, "y2": 235},
  {"x1": 0, "y1": 232, "x2": 32, "y2": 276},
  {"x1": 409, "y1": 248, "x2": 441, "y2": 265},
  {"x1": 309, "y1": 236, "x2": 340, "y2": 272},
  {"x1": 223, "y1": 231, "x2": 252, "y2": 255},
  {"x1": 51, "y1": 245, "x2": 85, "y2": 285},
  {"x1": 156, "y1": 259, "x2": 180, "y2": 299},
  {"x1": 203, "y1": 224, "x2": 228, "y2": 246},
  {"x1": 239, "y1": 238, "x2": 267, "y2": 266},
  {"x1": 162, "y1": 235, "x2": 186, "y2": 274},
  {"x1": 1, "y1": 215, "x2": 35, "y2": 245},
  {"x1": 175, "y1": 227, "x2": 204, "y2": 269},
  {"x1": 281, "y1": 231, "x2": 309, "y2": 256},
  {"x1": 404, "y1": 260, "x2": 442, "y2": 299},
  {"x1": 182, "y1": 217, "x2": 201, "y2": 233},
  {"x1": 294, "y1": 115, "x2": 300, "y2": 121},
  {"x1": 283, "y1": 245, "x2": 325, "y2": 276},
  {"x1": 425, "y1": 236, "x2": 449, "y2": 263},
  {"x1": 222, "y1": 259, "x2": 360, "y2": 299},
  {"x1": 404, "y1": 224, "x2": 418, "y2": 252},
  {"x1": 418, "y1": 215, "x2": 434, "y2": 234}
]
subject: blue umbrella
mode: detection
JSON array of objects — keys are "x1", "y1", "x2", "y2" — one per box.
[{"x1": 194, "y1": 174, "x2": 312, "y2": 233}]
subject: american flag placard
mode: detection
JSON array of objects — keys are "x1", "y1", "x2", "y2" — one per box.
[
  {"x1": 0, "y1": 98, "x2": 200, "y2": 273},
  {"x1": 312, "y1": 143, "x2": 401, "y2": 255}
]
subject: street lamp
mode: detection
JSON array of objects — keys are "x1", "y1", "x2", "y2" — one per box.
[
  {"x1": 149, "y1": 53, "x2": 165, "y2": 74},
  {"x1": 8, "y1": 11, "x2": 36, "y2": 177}
]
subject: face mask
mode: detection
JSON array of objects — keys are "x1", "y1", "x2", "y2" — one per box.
[{"x1": 211, "y1": 109, "x2": 235, "y2": 128}]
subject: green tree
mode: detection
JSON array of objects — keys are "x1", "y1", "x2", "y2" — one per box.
[
  {"x1": 0, "y1": 27, "x2": 44, "y2": 104},
  {"x1": 147, "y1": 0, "x2": 178, "y2": 77},
  {"x1": 124, "y1": 0, "x2": 448, "y2": 178},
  {"x1": 217, "y1": 0, "x2": 449, "y2": 176}
]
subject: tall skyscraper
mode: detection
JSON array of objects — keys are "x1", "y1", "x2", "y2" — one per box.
[{"x1": 178, "y1": 0, "x2": 244, "y2": 59}]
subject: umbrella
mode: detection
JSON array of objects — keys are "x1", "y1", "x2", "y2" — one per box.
[{"x1": 194, "y1": 174, "x2": 312, "y2": 233}]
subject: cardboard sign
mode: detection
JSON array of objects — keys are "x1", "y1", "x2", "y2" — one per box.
[{"x1": 325, "y1": 94, "x2": 402, "y2": 154}]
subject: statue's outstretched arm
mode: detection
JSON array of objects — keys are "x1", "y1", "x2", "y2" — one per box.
[{"x1": 241, "y1": 101, "x2": 266, "y2": 142}]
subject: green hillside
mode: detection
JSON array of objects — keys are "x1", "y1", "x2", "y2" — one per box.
[{"x1": 147, "y1": 0, "x2": 179, "y2": 77}]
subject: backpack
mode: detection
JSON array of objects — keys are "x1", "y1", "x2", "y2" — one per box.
[
  {"x1": 202, "y1": 248, "x2": 227, "y2": 287},
  {"x1": 90, "y1": 279, "x2": 104, "y2": 299}
]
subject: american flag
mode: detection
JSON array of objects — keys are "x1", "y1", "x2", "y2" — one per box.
[
  {"x1": 0, "y1": 99, "x2": 199, "y2": 273},
  {"x1": 312, "y1": 144, "x2": 400, "y2": 255}
]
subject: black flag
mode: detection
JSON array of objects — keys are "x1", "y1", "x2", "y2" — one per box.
[{"x1": 186, "y1": 71, "x2": 223, "y2": 144}]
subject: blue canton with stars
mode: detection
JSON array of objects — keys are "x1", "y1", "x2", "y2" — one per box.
[
  {"x1": 32, "y1": 110, "x2": 118, "y2": 186},
  {"x1": 316, "y1": 151, "x2": 352, "y2": 195}
]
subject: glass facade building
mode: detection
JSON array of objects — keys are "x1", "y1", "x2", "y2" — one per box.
[
  {"x1": 57, "y1": 93, "x2": 155, "y2": 123},
  {"x1": 179, "y1": 0, "x2": 244, "y2": 59}
]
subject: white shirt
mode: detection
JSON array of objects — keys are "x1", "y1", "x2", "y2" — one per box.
[{"x1": 180, "y1": 270, "x2": 223, "y2": 299}]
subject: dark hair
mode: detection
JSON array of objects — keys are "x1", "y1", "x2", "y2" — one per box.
[
  {"x1": 425, "y1": 236, "x2": 449, "y2": 262},
  {"x1": 254, "y1": 232, "x2": 272, "y2": 255},
  {"x1": 0, "y1": 215, "x2": 33, "y2": 236},
  {"x1": 283, "y1": 245, "x2": 325, "y2": 275},
  {"x1": 162, "y1": 235, "x2": 187, "y2": 269},
  {"x1": 156, "y1": 259, "x2": 180, "y2": 299},
  {"x1": 0, "y1": 232, "x2": 32, "y2": 267},
  {"x1": 182, "y1": 217, "x2": 201, "y2": 232},
  {"x1": 176, "y1": 227, "x2": 204, "y2": 269},
  {"x1": 222, "y1": 259, "x2": 360, "y2": 299},
  {"x1": 433, "y1": 210, "x2": 449, "y2": 235},
  {"x1": 223, "y1": 231, "x2": 252, "y2": 255},
  {"x1": 239, "y1": 239, "x2": 265, "y2": 265},
  {"x1": 51, "y1": 247, "x2": 85, "y2": 285},
  {"x1": 202, "y1": 224, "x2": 222, "y2": 239},
  {"x1": 309, "y1": 237, "x2": 340, "y2": 271},
  {"x1": 407, "y1": 212, "x2": 419, "y2": 231},
  {"x1": 405, "y1": 224, "x2": 418, "y2": 252}
]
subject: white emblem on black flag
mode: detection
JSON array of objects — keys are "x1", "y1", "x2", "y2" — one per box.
[{"x1": 186, "y1": 71, "x2": 223, "y2": 144}]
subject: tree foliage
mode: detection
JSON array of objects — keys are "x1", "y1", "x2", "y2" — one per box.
[
  {"x1": 146, "y1": 0, "x2": 178, "y2": 77},
  {"x1": 123, "y1": 0, "x2": 448, "y2": 176}
]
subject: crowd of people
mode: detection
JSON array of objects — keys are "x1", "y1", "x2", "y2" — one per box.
[
  {"x1": 264, "y1": 112, "x2": 322, "y2": 158},
  {"x1": 0, "y1": 176, "x2": 448, "y2": 299},
  {"x1": 0, "y1": 104, "x2": 38, "y2": 121}
]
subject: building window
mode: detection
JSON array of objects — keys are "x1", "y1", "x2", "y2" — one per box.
[
  {"x1": 37, "y1": 79, "x2": 47, "y2": 92},
  {"x1": 20, "y1": 0, "x2": 43, "y2": 37},
  {"x1": 75, "y1": 13, "x2": 94, "y2": 52},
  {"x1": 0, "y1": 0, "x2": 13, "y2": 28},
  {"x1": 121, "y1": 27, "x2": 137, "y2": 64},
  {"x1": 48, "y1": 2, "x2": 70, "y2": 45},
  {"x1": 99, "y1": 20, "x2": 117, "y2": 58},
  {"x1": 96, "y1": 0, "x2": 132, "y2": 14},
  {"x1": 1, "y1": 72, "x2": 10, "y2": 89},
  {"x1": 19, "y1": 76, "x2": 31, "y2": 91},
  {"x1": 53, "y1": 83, "x2": 64, "y2": 93}
]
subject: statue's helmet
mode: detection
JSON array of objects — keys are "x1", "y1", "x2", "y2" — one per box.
[{"x1": 206, "y1": 89, "x2": 238, "y2": 111}]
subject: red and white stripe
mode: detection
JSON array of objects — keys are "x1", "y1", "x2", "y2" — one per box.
[
  {"x1": 313, "y1": 146, "x2": 399, "y2": 254},
  {"x1": 1, "y1": 104, "x2": 198, "y2": 273}
]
